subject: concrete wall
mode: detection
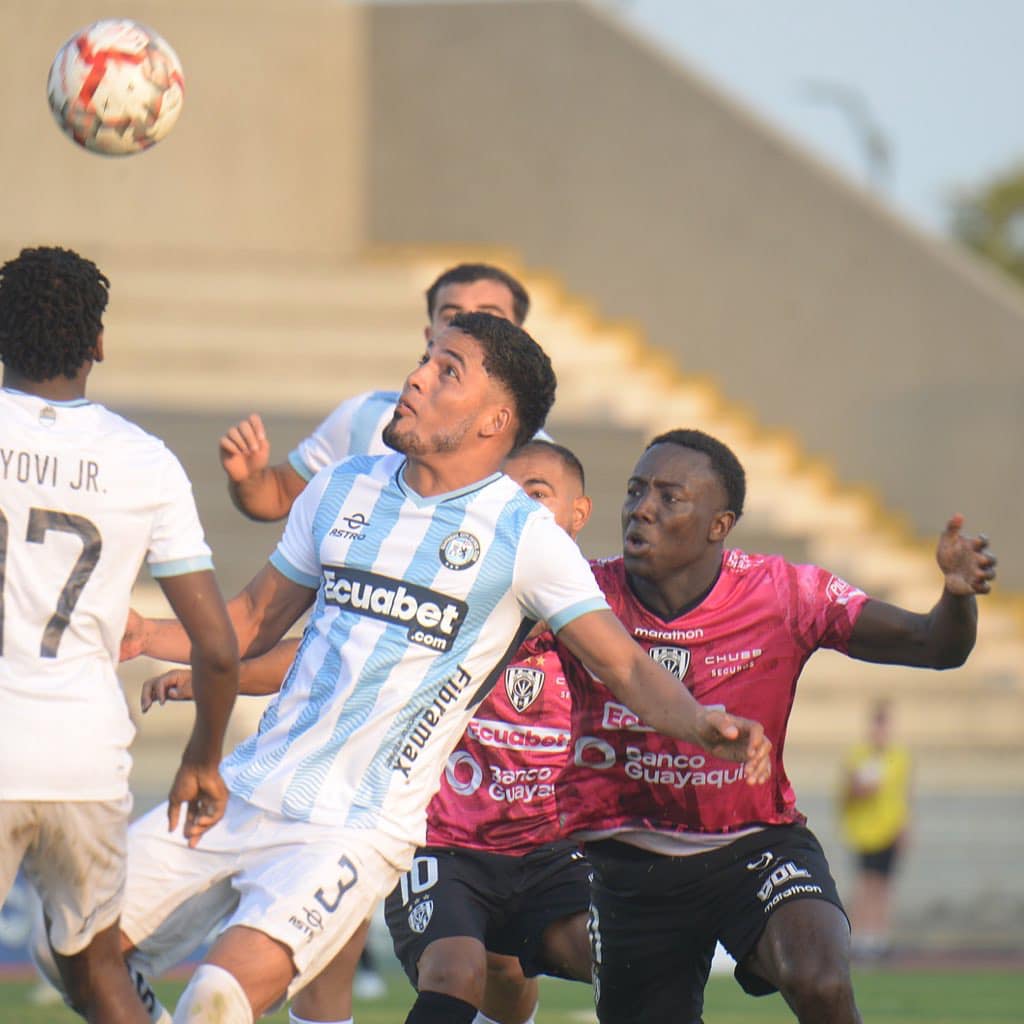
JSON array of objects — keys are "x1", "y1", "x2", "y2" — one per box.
[
  {"x1": 367, "y1": 0, "x2": 1024, "y2": 589},
  {"x1": 0, "y1": 0, "x2": 368, "y2": 265}
]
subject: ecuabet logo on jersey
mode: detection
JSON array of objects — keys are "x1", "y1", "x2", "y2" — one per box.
[
  {"x1": 504, "y1": 665, "x2": 545, "y2": 712},
  {"x1": 322, "y1": 566, "x2": 467, "y2": 651},
  {"x1": 649, "y1": 645, "x2": 690, "y2": 680},
  {"x1": 408, "y1": 898, "x2": 434, "y2": 934},
  {"x1": 439, "y1": 531, "x2": 481, "y2": 570}
]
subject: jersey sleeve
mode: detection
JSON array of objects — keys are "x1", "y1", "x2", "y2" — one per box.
[
  {"x1": 147, "y1": 449, "x2": 214, "y2": 578},
  {"x1": 512, "y1": 514, "x2": 609, "y2": 631},
  {"x1": 288, "y1": 391, "x2": 399, "y2": 480},
  {"x1": 269, "y1": 466, "x2": 333, "y2": 588},
  {"x1": 791, "y1": 562, "x2": 870, "y2": 654}
]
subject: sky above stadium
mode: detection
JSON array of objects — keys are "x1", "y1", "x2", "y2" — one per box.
[{"x1": 621, "y1": 0, "x2": 1021, "y2": 237}]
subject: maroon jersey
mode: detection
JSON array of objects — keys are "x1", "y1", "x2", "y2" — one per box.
[
  {"x1": 425, "y1": 632, "x2": 570, "y2": 854},
  {"x1": 557, "y1": 552, "x2": 868, "y2": 837}
]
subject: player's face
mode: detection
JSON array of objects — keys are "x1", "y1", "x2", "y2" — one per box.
[
  {"x1": 505, "y1": 450, "x2": 590, "y2": 539},
  {"x1": 621, "y1": 444, "x2": 732, "y2": 579},
  {"x1": 384, "y1": 328, "x2": 513, "y2": 457},
  {"x1": 426, "y1": 279, "x2": 519, "y2": 339}
]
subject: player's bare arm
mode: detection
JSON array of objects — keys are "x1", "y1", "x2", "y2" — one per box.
[
  {"x1": 220, "y1": 412, "x2": 307, "y2": 521},
  {"x1": 141, "y1": 637, "x2": 301, "y2": 711},
  {"x1": 557, "y1": 609, "x2": 771, "y2": 783},
  {"x1": 157, "y1": 571, "x2": 239, "y2": 846},
  {"x1": 847, "y1": 515, "x2": 996, "y2": 667},
  {"x1": 124, "y1": 563, "x2": 315, "y2": 665}
]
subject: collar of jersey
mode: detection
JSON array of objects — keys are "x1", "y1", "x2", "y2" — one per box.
[
  {"x1": 2, "y1": 386, "x2": 90, "y2": 407},
  {"x1": 395, "y1": 462, "x2": 504, "y2": 507}
]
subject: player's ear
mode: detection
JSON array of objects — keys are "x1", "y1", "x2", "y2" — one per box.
[
  {"x1": 480, "y1": 405, "x2": 513, "y2": 441},
  {"x1": 91, "y1": 330, "x2": 105, "y2": 364},
  {"x1": 708, "y1": 509, "x2": 736, "y2": 543},
  {"x1": 423, "y1": 323, "x2": 432, "y2": 342},
  {"x1": 570, "y1": 495, "x2": 593, "y2": 538}
]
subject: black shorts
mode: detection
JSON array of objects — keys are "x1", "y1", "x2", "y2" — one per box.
[
  {"x1": 585, "y1": 825, "x2": 847, "y2": 1024},
  {"x1": 858, "y1": 842, "x2": 900, "y2": 876},
  {"x1": 384, "y1": 840, "x2": 591, "y2": 985}
]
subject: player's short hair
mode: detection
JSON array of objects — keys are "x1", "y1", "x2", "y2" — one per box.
[
  {"x1": 448, "y1": 311, "x2": 555, "y2": 448},
  {"x1": 647, "y1": 428, "x2": 746, "y2": 521},
  {"x1": 507, "y1": 439, "x2": 585, "y2": 490},
  {"x1": 426, "y1": 263, "x2": 530, "y2": 325},
  {"x1": 0, "y1": 247, "x2": 109, "y2": 381}
]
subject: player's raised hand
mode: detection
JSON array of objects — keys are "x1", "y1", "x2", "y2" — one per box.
[
  {"x1": 696, "y1": 708, "x2": 772, "y2": 785},
  {"x1": 937, "y1": 515, "x2": 996, "y2": 596},
  {"x1": 167, "y1": 759, "x2": 228, "y2": 848},
  {"x1": 141, "y1": 668, "x2": 194, "y2": 712},
  {"x1": 219, "y1": 413, "x2": 270, "y2": 484}
]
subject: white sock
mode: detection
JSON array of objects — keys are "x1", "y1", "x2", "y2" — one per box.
[
  {"x1": 173, "y1": 964, "x2": 253, "y2": 1024},
  {"x1": 473, "y1": 1007, "x2": 537, "y2": 1024},
  {"x1": 127, "y1": 964, "x2": 172, "y2": 1023},
  {"x1": 289, "y1": 1011, "x2": 353, "y2": 1024}
]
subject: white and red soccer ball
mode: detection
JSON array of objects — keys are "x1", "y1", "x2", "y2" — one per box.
[{"x1": 47, "y1": 19, "x2": 185, "y2": 156}]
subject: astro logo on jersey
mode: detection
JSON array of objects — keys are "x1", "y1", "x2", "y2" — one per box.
[
  {"x1": 322, "y1": 566, "x2": 467, "y2": 651},
  {"x1": 505, "y1": 665, "x2": 545, "y2": 712},
  {"x1": 649, "y1": 645, "x2": 690, "y2": 680}
]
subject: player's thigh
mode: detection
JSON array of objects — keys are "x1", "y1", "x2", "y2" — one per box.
[
  {"x1": 512, "y1": 843, "x2": 591, "y2": 981},
  {"x1": 587, "y1": 847, "x2": 711, "y2": 1024},
  {"x1": 715, "y1": 825, "x2": 849, "y2": 997},
  {"x1": 21, "y1": 797, "x2": 131, "y2": 956},
  {"x1": 0, "y1": 801, "x2": 36, "y2": 902},
  {"x1": 384, "y1": 847, "x2": 496, "y2": 986},
  {"x1": 120, "y1": 798, "x2": 241, "y2": 975},
  {"x1": 228, "y1": 821, "x2": 407, "y2": 1002}
]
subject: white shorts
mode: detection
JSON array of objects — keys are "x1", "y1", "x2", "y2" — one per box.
[
  {"x1": 0, "y1": 797, "x2": 131, "y2": 956},
  {"x1": 121, "y1": 795, "x2": 410, "y2": 998}
]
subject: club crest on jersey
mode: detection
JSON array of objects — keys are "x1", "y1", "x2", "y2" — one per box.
[
  {"x1": 439, "y1": 531, "x2": 481, "y2": 570},
  {"x1": 408, "y1": 898, "x2": 434, "y2": 934},
  {"x1": 504, "y1": 665, "x2": 545, "y2": 712},
  {"x1": 649, "y1": 645, "x2": 690, "y2": 680}
]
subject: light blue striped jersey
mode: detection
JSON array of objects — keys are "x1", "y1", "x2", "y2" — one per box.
[
  {"x1": 289, "y1": 391, "x2": 399, "y2": 480},
  {"x1": 289, "y1": 389, "x2": 554, "y2": 481},
  {"x1": 220, "y1": 453, "x2": 607, "y2": 844}
]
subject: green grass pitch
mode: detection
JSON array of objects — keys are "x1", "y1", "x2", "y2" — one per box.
[{"x1": 2, "y1": 966, "x2": 1022, "y2": 1023}]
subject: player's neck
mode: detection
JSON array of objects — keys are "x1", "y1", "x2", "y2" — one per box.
[
  {"x1": 401, "y1": 451, "x2": 502, "y2": 498},
  {"x1": 2, "y1": 368, "x2": 88, "y2": 402},
  {"x1": 627, "y1": 550, "x2": 723, "y2": 622}
]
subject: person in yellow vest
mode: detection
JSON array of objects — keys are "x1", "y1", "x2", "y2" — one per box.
[{"x1": 839, "y1": 700, "x2": 912, "y2": 959}]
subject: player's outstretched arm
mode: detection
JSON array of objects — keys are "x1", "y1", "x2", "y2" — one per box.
[
  {"x1": 123, "y1": 564, "x2": 315, "y2": 665},
  {"x1": 557, "y1": 609, "x2": 771, "y2": 783},
  {"x1": 846, "y1": 515, "x2": 996, "y2": 668},
  {"x1": 157, "y1": 571, "x2": 239, "y2": 846},
  {"x1": 141, "y1": 637, "x2": 302, "y2": 712},
  {"x1": 221, "y1": 412, "x2": 307, "y2": 521}
]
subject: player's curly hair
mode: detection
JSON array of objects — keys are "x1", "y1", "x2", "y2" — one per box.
[
  {"x1": 426, "y1": 264, "x2": 530, "y2": 326},
  {"x1": 0, "y1": 246, "x2": 109, "y2": 381},
  {"x1": 647, "y1": 428, "x2": 746, "y2": 521},
  {"x1": 449, "y1": 311, "x2": 555, "y2": 448}
]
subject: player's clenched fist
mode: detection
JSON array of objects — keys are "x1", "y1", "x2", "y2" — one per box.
[
  {"x1": 937, "y1": 514, "x2": 996, "y2": 596},
  {"x1": 696, "y1": 709, "x2": 772, "y2": 784},
  {"x1": 219, "y1": 412, "x2": 270, "y2": 484}
]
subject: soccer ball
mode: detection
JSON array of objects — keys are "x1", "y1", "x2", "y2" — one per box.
[{"x1": 47, "y1": 20, "x2": 185, "y2": 156}]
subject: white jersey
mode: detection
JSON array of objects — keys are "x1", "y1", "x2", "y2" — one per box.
[
  {"x1": 0, "y1": 388, "x2": 213, "y2": 801},
  {"x1": 221, "y1": 453, "x2": 607, "y2": 845},
  {"x1": 289, "y1": 390, "x2": 399, "y2": 480},
  {"x1": 289, "y1": 389, "x2": 553, "y2": 481}
]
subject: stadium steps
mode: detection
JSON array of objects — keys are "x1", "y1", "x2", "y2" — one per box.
[{"x1": 92, "y1": 253, "x2": 1023, "y2": 792}]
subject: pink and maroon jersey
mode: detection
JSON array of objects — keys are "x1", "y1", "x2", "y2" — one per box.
[
  {"x1": 557, "y1": 551, "x2": 869, "y2": 837},
  {"x1": 426, "y1": 631, "x2": 571, "y2": 854}
]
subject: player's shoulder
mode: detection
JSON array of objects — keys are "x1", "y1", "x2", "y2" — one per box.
[
  {"x1": 588, "y1": 555, "x2": 625, "y2": 590},
  {"x1": 328, "y1": 389, "x2": 401, "y2": 417}
]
